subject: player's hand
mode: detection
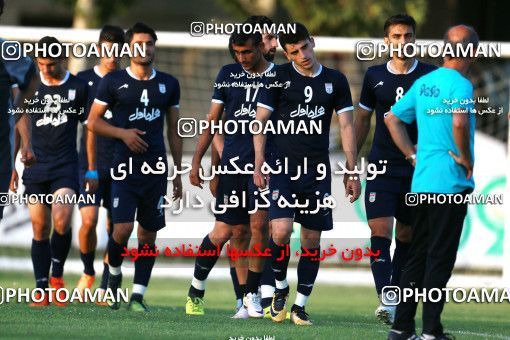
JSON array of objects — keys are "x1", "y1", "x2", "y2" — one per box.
[
  {"x1": 121, "y1": 129, "x2": 148, "y2": 153},
  {"x1": 20, "y1": 145, "x2": 36, "y2": 167},
  {"x1": 9, "y1": 170, "x2": 19, "y2": 193},
  {"x1": 190, "y1": 161, "x2": 204, "y2": 188},
  {"x1": 209, "y1": 175, "x2": 219, "y2": 197},
  {"x1": 344, "y1": 175, "x2": 361, "y2": 203},
  {"x1": 172, "y1": 175, "x2": 183, "y2": 200},
  {"x1": 448, "y1": 150, "x2": 473, "y2": 179},
  {"x1": 84, "y1": 178, "x2": 99, "y2": 194}
]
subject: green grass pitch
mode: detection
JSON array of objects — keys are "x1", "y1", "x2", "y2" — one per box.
[{"x1": 0, "y1": 271, "x2": 509, "y2": 339}]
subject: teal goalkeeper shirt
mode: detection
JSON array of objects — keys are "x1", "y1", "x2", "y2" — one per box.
[{"x1": 390, "y1": 67, "x2": 475, "y2": 194}]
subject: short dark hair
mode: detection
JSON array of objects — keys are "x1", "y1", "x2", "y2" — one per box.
[
  {"x1": 125, "y1": 22, "x2": 157, "y2": 44},
  {"x1": 384, "y1": 14, "x2": 416, "y2": 36},
  {"x1": 37, "y1": 36, "x2": 64, "y2": 58},
  {"x1": 229, "y1": 22, "x2": 262, "y2": 48},
  {"x1": 278, "y1": 22, "x2": 310, "y2": 51},
  {"x1": 99, "y1": 25, "x2": 125, "y2": 45},
  {"x1": 245, "y1": 15, "x2": 274, "y2": 27}
]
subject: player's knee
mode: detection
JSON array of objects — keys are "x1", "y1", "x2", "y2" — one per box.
[
  {"x1": 271, "y1": 228, "x2": 291, "y2": 245},
  {"x1": 231, "y1": 226, "x2": 250, "y2": 244},
  {"x1": 113, "y1": 225, "x2": 133, "y2": 244},
  {"x1": 396, "y1": 224, "x2": 412, "y2": 243},
  {"x1": 369, "y1": 219, "x2": 393, "y2": 239},
  {"x1": 33, "y1": 223, "x2": 51, "y2": 240},
  {"x1": 80, "y1": 215, "x2": 98, "y2": 232},
  {"x1": 209, "y1": 229, "x2": 232, "y2": 246},
  {"x1": 249, "y1": 220, "x2": 268, "y2": 240}
]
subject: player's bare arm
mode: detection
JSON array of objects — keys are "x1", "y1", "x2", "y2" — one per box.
[
  {"x1": 384, "y1": 111, "x2": 417, "y2": 166},
  {"x1": 189, "y1": 101, "x2": 224, "y2": 188},
  {"x1": 338, "y1": 109, "x2": 361, "y2": 202},
  {"x1": 88, "y1": 101, "x2": 148, "y2": 154},
  {"x1": 450, "y1": 108, "x2": 473, "y2": 179},
  {"x1": 253, "y1": 105, "x2": 272, "y2": 189},
  {"x1": 166, "y1": 105, "x2": 183, "y2": 200}
]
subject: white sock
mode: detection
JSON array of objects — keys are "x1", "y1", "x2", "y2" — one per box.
[
  {"x1": 236, "y1": 298, "x2": 243, "y2": 309},
  {"x1": 109, "y1": 265, "x2": 121, "y2": 276},
  {"x1": 275, "y1": 279, "x2": 289, "y2": 290},
  {"x1": 132, "y1": 284, "x2": 146, "y2": 296},
  {"x1": 294, "y1": 292, "x2": 309, "y2": 307},
  {"x1": 192, "y1": 277, "x2": 206, "y2": 291},
  {"x1": 261, "y1": 284, "x2": 275, "y2": 299}
]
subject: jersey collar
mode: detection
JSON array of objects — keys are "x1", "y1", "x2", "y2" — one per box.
[
  {"x1": 386, "y1": 59, "x2": 418, "y2": 75},
  {"x1": 292, "y1": 62, "x2": 322, "y2": 78},
  {"x1": 93, "y1": 65, "x2": 105, "y2": 78},
  {"x1": 126, "y1": 66, "x2": 156, "y2": 80},
  {"x1": 39, "y1": 70, "x2": 70, "y2": 86}
]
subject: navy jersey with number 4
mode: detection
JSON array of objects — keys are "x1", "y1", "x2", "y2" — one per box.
[
  {"x1": 257, "y1": 62, "x2": 354, "y2": 166},
  {"x1": 77, "y1": 66, "x2": 115, "y2": 178},
  {"x1": 95, "y1": 67, "x2": 180, "y2": 171},
  {"x1": 359, "y1": 60, "x2": 436, "y2": 176},
  {"x1": 212, "y1": 62, "x2": 275, "y2": 168},
  {"x1": 23, "y1": 71, "x2": 88, "y2": 183}
]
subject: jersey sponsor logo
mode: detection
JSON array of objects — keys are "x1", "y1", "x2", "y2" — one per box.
[
  {"x1": 290, "y1": 104, "x2": 325, "y2": 120},
  {"x1": 128, "y1": 107, "x2": 161, "y2": 122},
  {"x1": 325, "y1": 83, "x2": 333, "y2": 94},
  {"x1": 234, "y1": 102, "x2": 256, "y2": 118},
  {"x1": 374, "y1": 81, "x2": 384, "y2": 89},
  {"x1": 369, "y1": 192, "x2": 376, "y2": 203},
  {"x1": 36, "y1": 112, "x2": 68, "y2": 127},
  {"x1": 159, "y1": 83, "x2": 166, "y2": 94},
  {"x1": 68, "y1": 89, "x2": 76, "y2": 101}
]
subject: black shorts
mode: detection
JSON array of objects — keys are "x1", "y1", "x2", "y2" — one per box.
[{"x1": 364, "y1": 175, "x2": 413, "y2": 225}]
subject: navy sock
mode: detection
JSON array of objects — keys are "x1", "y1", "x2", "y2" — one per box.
[
  {"x1": 188, "y1": 235, "x2": 223, "y2": 299},
  {"x1": 246, "y1": 270, "x2": 262, "y2": 294},
  {"x1": 391, "y1": 238, "x2": 411, "y2": 286},
  {"x1": 50, "y1": 229, "x2": 72, "y2": 278},
  {"x1": 107, "y1": 237, "x2": 126, "y2": 268},
  {"x1": 270, "y1": 239, "x2": 290, "y2": 282},
  {"x1": 230, "y1": 267, "x2": 243, "y2": 300},
  {"x1": 80, "y1": 251, "x2": 95, "y2": 276},
  {"x1": 239, "y1": 284, "x2": 246, "y2": 297},
  {"x1": 133, "y1": 244, "x2": 156, "y2": 287},
  {"x1": 100, "y1": 262, "x2": 109, "y2": 290},
  {"x1": 31, "y1": 239, "x2": 51, "y2": 289},
  {"x1": 260, "y1": 239, "x2": 276, "y2": 287},
  {"x1": 296, "y1": 247, "x2": 321, "y2": 296},
  {"x1": 370, "y1": 236, "x2": 392, "y2": 295},
  {"x1": 193, "y1": 235, "x2": 222, "y2": 281}
]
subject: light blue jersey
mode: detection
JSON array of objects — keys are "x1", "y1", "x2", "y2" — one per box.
[{"x1": 390, "y1": 67, "x2": 475, "y2": 194}]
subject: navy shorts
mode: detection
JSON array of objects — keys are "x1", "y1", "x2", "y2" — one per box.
[
  {"x1": 111, "y1": 175, "x2": 167, "y2": 231},
  {"x1": 214, "y1": 173, "x2": 267, "y2": 225},
  {"x1": 78, "y1": 170, "x2": 112, "y2": 210},
  {"x1": 24, "y1": 175, "x2": 79, "y2": 198},
  {"x1": 364, "y1": 175, "x2": 413, "y2": 225},
  {"x1": 268, "y1": 165, "x2": 333, "y2": 231},
  {"x1": 0, "y1": 171, "x2": 10, "y2": 219}
]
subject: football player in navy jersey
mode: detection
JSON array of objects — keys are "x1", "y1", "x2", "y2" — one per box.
[
  {"x1": 186, "y1": 27, "x2": 274, "y2": 318},
  {"x1": 353, "y1": 14, "x2": 436, "y2": 324},
  {"x1": 210, "y1": 15, "x2": 280, "y2": 318},
  {"x1": 87, "y1": 22, "x2": 182, "y2": 312},
  {"x1": 75, "y1": 25, "x2": 125, "y2": 302},
  {"x1": 253, "y1": 23, "x2": 361, "y2": 325},
  {"x1": 11, "y1": 36, "x2": 88, "y2": 307}
]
